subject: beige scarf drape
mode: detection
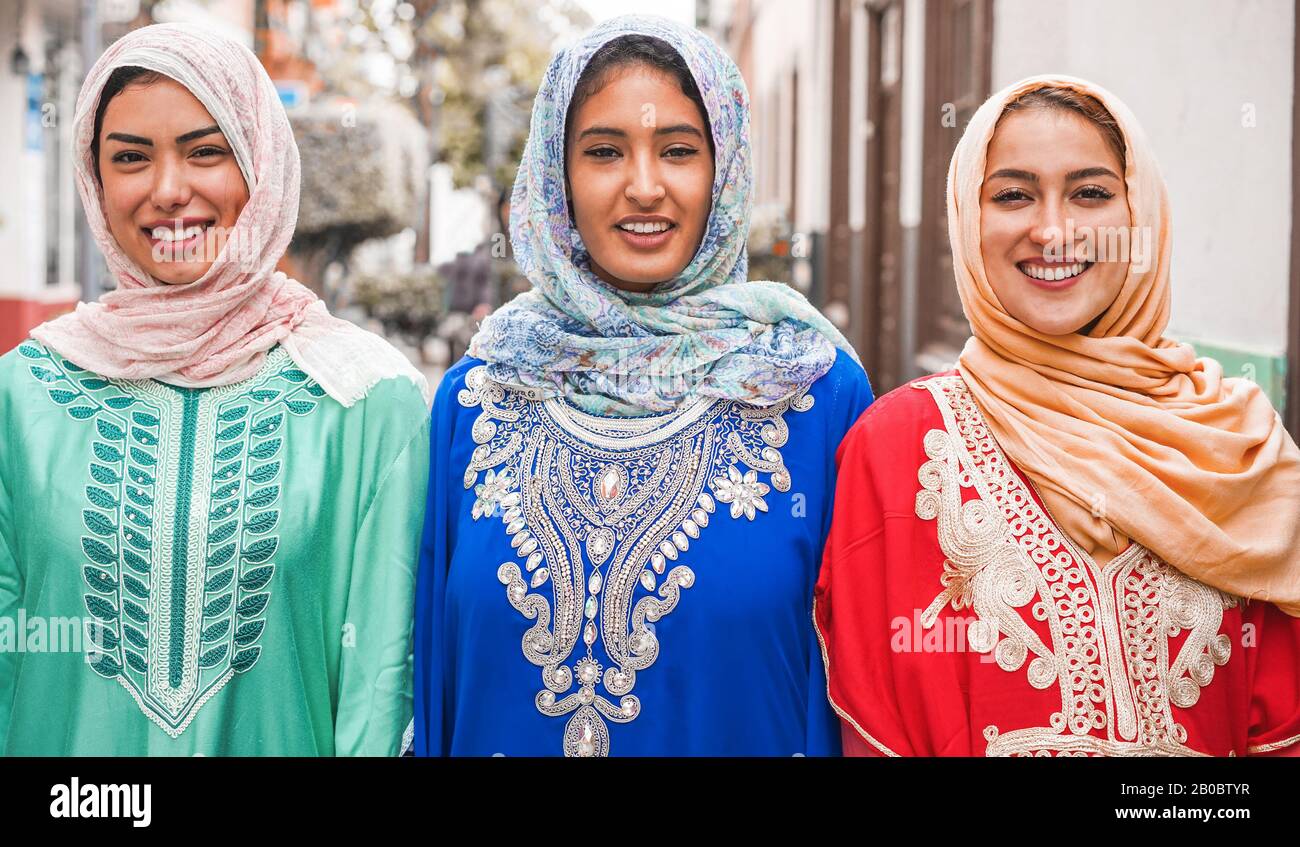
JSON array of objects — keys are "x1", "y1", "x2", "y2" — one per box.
[{"x1": 949, "y1": 74, "x2": 1300, "y2": 614}]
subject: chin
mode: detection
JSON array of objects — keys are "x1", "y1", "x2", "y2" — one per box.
[
  {"x1": 1032, "y1": 322, "x2": 1087, "y2": 336},
  {"x1": 594, "y1": 260, "x2": 678, "y2": 290},
  {"x1": 606, "y1": 259, "x2": 675, "y2": 283},
  {"x1": 616, "y1": 272, "x2": 669, "y2": 286},
  {"x1": 149, "y1": 264, "x2": 210, "y2": 286},
  {"x1": 1013, "y1": 312, "x2": 1094, "y2": 336}
]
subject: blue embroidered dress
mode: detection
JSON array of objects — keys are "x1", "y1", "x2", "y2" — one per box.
[{"x1": 413, "y1": 349, "x2": 872, "y2": 756}]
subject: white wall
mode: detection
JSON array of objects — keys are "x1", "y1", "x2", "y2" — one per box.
[
  {"x1": 993, "y1": 0, "x2": 1294, "y2": 355},
  {"x1": 428, "y1": 163, "x2": 489, "y2": 265},
  {"x1": 0, "y1": 17, "x2": 27, "y2": 298},
  {"x1": 745, "y1": 0, "x2": 832, "y2": 232},
  {"x1": 0, "y1": 3, "x2": 47, "y2": 300}
]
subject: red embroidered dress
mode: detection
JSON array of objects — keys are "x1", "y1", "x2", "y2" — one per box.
[{"x1": 815, "y1": 373, "x2": 1300, "y2": 757}]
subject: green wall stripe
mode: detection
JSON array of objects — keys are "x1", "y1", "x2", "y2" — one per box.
[{"x1": 1175, "y1": 336, "x2": 1287, "y2": 413}]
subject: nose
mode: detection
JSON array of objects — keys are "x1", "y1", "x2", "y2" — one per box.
[
  {"x1": 1027, "y1": 196, "x2": 1067, "y2": 251},
  {"x1": 150, "y1": 155, "x2": 192, "y2": 211},
  {"x1": 624, "y1": 151, "x2": 666, "y2": 206}
]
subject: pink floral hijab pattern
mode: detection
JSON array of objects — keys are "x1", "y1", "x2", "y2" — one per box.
[{"x1": 31, "y1": 23, "x2": 426, "y2": 407}]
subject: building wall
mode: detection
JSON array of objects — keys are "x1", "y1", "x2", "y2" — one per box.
[
  {"x1": 721, "y1": 0, "x2": 1294, "y2": 407},
  {"x1": 743, "y1": 0, "x2": 832, "y2": 233},
  {"x1": 993, "y1": 0, "x2": 1294, "y2": 369},
  {"x1": 0, "y1": 0, "x2": 82, "y2": 354},
  {"x1": 153, "y1": 0, "x2": 255, "y2": 48},
  {"x1": 0, "y1": 3, "x2": 44, "y2": 301}
]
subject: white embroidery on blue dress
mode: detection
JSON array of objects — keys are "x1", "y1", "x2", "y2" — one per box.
[{"x1": 459, "y1": 365, "x2": 814, "y2": 756}]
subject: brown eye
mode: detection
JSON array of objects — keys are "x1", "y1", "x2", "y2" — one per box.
[
  {"x1": 585, "y1": 147, "x2": 619, "y2": 159},
  {"x1": 1075, "y1": 185, "x2": 1115, "y2": 201},
  {"x1": 111, "y1": 151, "x2": 146, "y2": 164},
  {"x1": 991, "y1": 188, "x2": 1030, "y2": 203}
]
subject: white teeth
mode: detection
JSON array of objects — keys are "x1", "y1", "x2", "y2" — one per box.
[
  {"x1": 619, "y1": 221, "x2": 671, "y2": 233},
  {"x1": 1020, "y1": 262, "x2": 1086, "y2": 281},
  {"x1": 151, "y1": 224, "x2": 208, "y2": 241}
]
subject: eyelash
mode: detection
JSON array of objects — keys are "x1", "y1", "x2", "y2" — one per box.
[
  {"x1": 1075, "y1": 185, "x2": 1114, "y2": 200},
  {"x1": 585, "y1": 146, "x2": 698, "y2": 159},
  {"x1": 110, "y1": 146, "x2": 227, "y2": 164},
  {"x1": 991, "y1": 185, "x2": 1115, "y2": 203}
]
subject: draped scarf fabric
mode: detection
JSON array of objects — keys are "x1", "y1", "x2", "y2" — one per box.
[
  {"x1": 467, "y1": 14, "x2": 859, "y2": 416},
  {"x1": 949, "y1": 74, "x2": 1300, "y2": 613},
  {"x1": 31, "y1": 23, "x2": 426, "y2": 407}
]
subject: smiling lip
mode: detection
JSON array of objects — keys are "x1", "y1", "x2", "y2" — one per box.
[
  {"x1": 615, "y1": 220, "x2": 676, "y2": 249},
  {"x1": 143, "y1": 216, "x2": 213, "y2": 230},
  {"x1": 143, "y1": 218, "x2": 216, "y2": 255},
  {"x1": 1017, "y1": 259, "x2": 1092, "y2": 291}
]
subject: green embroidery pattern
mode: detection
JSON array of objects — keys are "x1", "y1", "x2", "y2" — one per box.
[{"x1": 19, "y1": 342, "x2": 324, "y2": 737}]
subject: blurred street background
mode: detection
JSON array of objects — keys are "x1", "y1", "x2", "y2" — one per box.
[{"x1": 1, "y1": 0, "x2": 1297, "y2": 436}]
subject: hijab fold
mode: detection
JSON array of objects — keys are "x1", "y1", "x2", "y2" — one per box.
[
  {"x1": 467, "y1": 15, "x2": 858, "y2": 416},
  {"x1": 949, "y1": 74, "x2": 1300, "y2": 614},
  {"x1": 31, "y1": 23, "x2": 427, "y2": 407}
]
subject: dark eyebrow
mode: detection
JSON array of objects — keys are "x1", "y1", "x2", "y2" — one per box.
[
  {"x1": 986, "y1": 168, "x2": 1037, "y2": 182},
  {"x1": 654, "y1": 123, "x2": 705, "y2": 139},
  {"x1": 1065, "y1": 166, "x2": 1121, "y2": 181},
  {"x1": 576, "y1": 123, "x2": 706, "y2": 141},
  {"x1": 987, "y1": 166, "x2": 1122, "y2": 183},
  {"x1": 105, "y1": 132, "x2": 153, "y2": 146},
  {"x1": 175, "y1": 125, "x2": 222, "y2": 145},
  {"x1": 104, "y1": 125, "x2": 223, "y2": 147}
]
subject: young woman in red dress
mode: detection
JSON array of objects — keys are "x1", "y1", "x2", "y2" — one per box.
[{"x1": 816, "y1": 75, "x2": 1300, "y2": 757}]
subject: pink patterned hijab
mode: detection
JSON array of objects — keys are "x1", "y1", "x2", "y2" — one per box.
[{"x1": 31, "y1": 23, "x2": 426, "y2": 406}]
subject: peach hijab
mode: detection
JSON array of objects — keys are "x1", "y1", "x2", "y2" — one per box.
[
  {"x1": 949, "y1": 74, "x2": 1300, "y2": 614},
  {"x1": 30, "y1": 23, "x2": 426, "y2": 407}
]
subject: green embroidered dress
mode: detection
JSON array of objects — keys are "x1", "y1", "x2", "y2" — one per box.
[{"x1": 0, "y1": 340, "x2": 429, "y2": 755}]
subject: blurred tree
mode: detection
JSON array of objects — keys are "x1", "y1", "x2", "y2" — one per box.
[
  {"x1": 288, "y1": 101, "x2": 429, "y2": 302},
  {"x1": 351, "y1": 266, "x2": 447, "y2": 364},
  {"x1": 320, "y1": 0, "x2": 591, "y2": 259}
]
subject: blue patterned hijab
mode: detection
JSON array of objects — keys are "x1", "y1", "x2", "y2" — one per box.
[{"x1": 467, "y1": 14, "x2": 859, "y2": 416}]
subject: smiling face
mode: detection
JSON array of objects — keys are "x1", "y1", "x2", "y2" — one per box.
[
  {"x1": 979, "y1": 107, "x2": 1130, "y2": 336},
  {"x1": 97, "y1": 76, "x2": 249, "y2": 285},
  {"x1": 565, "y1": 65, "x2": 715, "y2": 293}
]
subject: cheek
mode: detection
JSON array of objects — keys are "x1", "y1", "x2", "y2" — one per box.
[
  {"x1": 1077, "y1": 202, "x2": 1132, "y2": 288},
  {"x1": 678, "y1": 168, "x2": 714, "y2": 232},
  {"x1": 978, "y1": 207, "x2": 1023, "y2": 255},
  {"x1": 565, "y1": 162, "x2": 608, "y2": 228},
  {"x1": 99, "y1": 178, "x2": 147, "y2": 243},
  {"x1": 1076, "y1": 207, "x2": 1130, "y2": 239},
  {"x1": 1096, "y1": 258, "x2": 1131, "y2": 304},
  {"x1": 207, "y1": 168, "x2": 250, "y2": 222}
]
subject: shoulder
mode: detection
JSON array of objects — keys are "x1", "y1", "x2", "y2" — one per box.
[
  {"x1": 837, "y1": 370, "x2": 957, "y2": 464},
  {"x1": 431, "y1": 355, "x2": 487, "y2": 414},
  {"x1": 809, "y1": 347, "x2": 873, "y2": 406},
  {"x1": 0, "y1": 341, "x2": 47, "y2": 441},
  {"x1": 344, "y1": 361, "x2": 430, "y2": 436},
  {"x1": 0, "y1": 338, "x2": 93, "y2": 408},
  {"x1": 0, "y1": 338, "x2": 52, "y2": 380},
  {"x1": 0, "y1": 341, "x2": 28, "y2": 392},
  {"x1": 854, "y1": 370, "x2": 953, "y2": 429},
  {"x1": 794, "y1": 347, "x2": 874, "y2": 441},
  {"x1": 297, "y1": 318, "x2": 431, "y2": 413}
]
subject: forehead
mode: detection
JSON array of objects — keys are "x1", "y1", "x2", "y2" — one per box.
[
  {"x1": 984, "y1": 107, "x2": 1122, "y2": 176},
  {"x1": 569, "y1": 65, "x2": 705, "y2": 127},
  {"x1": 100, "y1": 76, "x2": 220, "y2": 135}
]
